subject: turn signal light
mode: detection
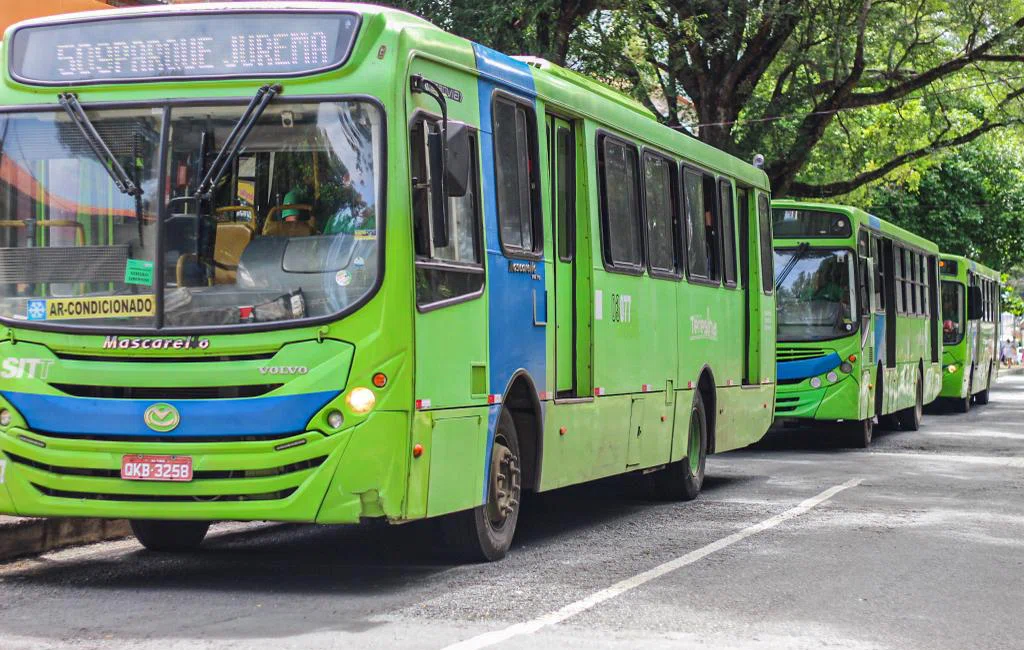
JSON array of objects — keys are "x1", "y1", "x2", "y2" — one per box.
[
  {"x1": 848, "y1": 354, "x2": 857, "y2": 363},
  {"x1": 372, "y1": 372, "x2": 388, "y2": 388},
  {"x1": 947, "y1": 364, "x2": 958, "y2": 374}
]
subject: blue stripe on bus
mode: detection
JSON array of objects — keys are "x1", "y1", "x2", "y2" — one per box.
[
  {"x1": 776, "y1": 353, "x2": 842, "y2": 382},
  {"x1": 868, "y1": 214, "x2": 881, "y2": 229},
  {"x1": 1, "y1": 390, "x2": 339, "y2": 437},
  {"x1": 473, "y1": 43, "x2": 544, "y2": 503}
]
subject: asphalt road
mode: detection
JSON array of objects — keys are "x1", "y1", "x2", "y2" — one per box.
[{"x1": 2, "y1": 375, "x2": 1023, "y2": 650}]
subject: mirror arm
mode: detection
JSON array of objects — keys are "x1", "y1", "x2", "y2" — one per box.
[{"x1": 410, "y1": 75, "x2": 449, "y2": 192}]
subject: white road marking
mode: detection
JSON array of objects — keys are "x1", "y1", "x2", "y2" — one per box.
[
  {"x1": 440, "y1": 478, "x2": 863, "y2": 650},
  {"x1": 869, "y1": 451, "x2": 1024, "y2": 468}
]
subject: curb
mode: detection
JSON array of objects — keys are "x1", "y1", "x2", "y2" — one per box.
[{"x1": 0, "y1": 517, "x2": 131, "y2": 563}]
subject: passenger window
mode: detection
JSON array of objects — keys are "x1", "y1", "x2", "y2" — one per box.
[
  {"x1": 683, "y1": 169, "x2": 721, "y2": 282},
  {"x1": 555, "y1": 127, "x2": 575, "y2": 262},
  {"x1": 598, "y1": 136, "x2": 643, "y2": 270},
  {"x1": 643, "y1": 153, "x2": 678, "y2": 275},
  {"x1": 411, "y1": 119, "x2": 484, "y2": 307},
  {"x1": 873, "y1": 237, "x2": 885, "y2": 312},
  {"x1": 894, "y1": 247, "x2": 904, "y2": 314},
  {"x1": 757, "y1": 193, "x2": 773, "y2": 294},
  {"x1": 909, "y1": 251, "x2": 918, "y2": 315},
  {"x1": 719, "y1": 179, "x2": 737, "y2": 287},
  {"x1": 493, "y1": 97, "x2": 538, "y2": 255}
]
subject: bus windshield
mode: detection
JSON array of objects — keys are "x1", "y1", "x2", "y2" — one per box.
[
  {"x1": 942, "y1": 281, "x2": 964, "y2": 345},
  {"x1": 0, "y1": 100, "x2": 382, "y2": 329},
  {"x1": 774, "y1": 248, "x2": 858, "y2": 342}
]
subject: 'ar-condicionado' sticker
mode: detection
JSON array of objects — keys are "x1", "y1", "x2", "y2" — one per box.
[{"x1": 27, "y1": 295, "x2": 156, "y2": 321}]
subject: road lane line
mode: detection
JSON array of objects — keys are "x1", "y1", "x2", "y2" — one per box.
[
  {"x1": 869, "y1": 451, "x2": 1024, "y2": 468},
  {"x1": 441, "y1": 478, "x2": 863, "y2": 650}
]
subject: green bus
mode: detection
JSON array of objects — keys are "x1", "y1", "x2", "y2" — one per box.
[
  {"x1": 939, "y1": 255, "x2": 1000, "y2": 411},
  {"x1": 0, "y1": 2, "x2": 776, "y2": 560},
  {"x1": 772, "y1": 201, "x2": 942, "y2": 447}
]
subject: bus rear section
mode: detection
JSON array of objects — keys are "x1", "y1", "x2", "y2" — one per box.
[
  {"x1": 938, "y1": 256, "x2": 1001, "y2": 411},
  {"x1": 771, "y1": 201, "x2": 942, "y2": 447}
]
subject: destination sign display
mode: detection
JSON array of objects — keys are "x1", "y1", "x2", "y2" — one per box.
[{"x1": 8, "y1": 11, "x2": 360, "y2": 85}]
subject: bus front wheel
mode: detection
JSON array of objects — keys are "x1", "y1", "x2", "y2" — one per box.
[
  {"x1": 653, "y1": 390, "x2": 707, "y2": 501},
  {"x1": 441, "y1": 409, "x2": 522, "y2": 562},
  {"x1": 842, "y1": 418, "x2": 873, "y2": 448},
  {"x1": 130, "y1": 520, "x2": 210, "y2": 552}
]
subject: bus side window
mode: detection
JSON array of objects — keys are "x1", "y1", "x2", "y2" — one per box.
[
  {"x1": 410, "y1": 118, "x2": 484, "y2": 308},
  {"x1": 598, "y1": 136, "x2": 643, "y2": 271},
  {"x1": 493, "y1": 96, "x2": 540, "y2": 256},
  {"x1": 719, "y1": 179, "x2": 737, "y2": 287},
  {"x1": 894, "y1": 246, "x2": 904, "y2": 314},
  {"x1": 682, "y1": 168, "x2": 721, "y2": 283},
  {"x1": 757, "y1": 193, "x2": 773, "y2": 294},
  {"x1": 872, "y1": 236, "x2": 884, "y2": 312}
]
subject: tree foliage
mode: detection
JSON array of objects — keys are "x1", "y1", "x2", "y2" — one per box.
[{"x1": 867, "y1": 139, "x2": 1024, "y2": 272}]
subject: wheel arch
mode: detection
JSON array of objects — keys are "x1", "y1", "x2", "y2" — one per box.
[
  {"x1": 500, "y1": 370, "x2": 544, "y2": 492},
  {"x1": 695, "y1": 365, "x2": 717, "y2": 454}
]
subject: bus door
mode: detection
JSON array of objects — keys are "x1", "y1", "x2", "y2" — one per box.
[
  {"x1": 737, "y1": 188, "x2": 756, "y2": 384},
  {"x1": 548, "y1": 115, "x2": 591, "y2": 398}
]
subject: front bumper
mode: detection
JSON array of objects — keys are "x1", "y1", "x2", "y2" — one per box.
[{"x1": 0, "y1": 410, "x2": 409, "y2": 524}]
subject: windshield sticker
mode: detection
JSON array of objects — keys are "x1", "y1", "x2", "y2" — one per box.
[
  {"x1": 354, "y1": 229, "x2": 376, "y2": 241},
  {"x1": 353, "y1": 256, "x2": 365, "y2": 267},
  {"x1": 336, "y1": 270, "x2": 352, "y2": 287},
  {"x1": 102, "y1": 335, "x2": 209, "y2": 350},
  {"x1": 27, "y1": 295, "x2": 155, "y2": 321},
  {"x1": 124, "y1": 259, "x2": 155, "y2": 286}
]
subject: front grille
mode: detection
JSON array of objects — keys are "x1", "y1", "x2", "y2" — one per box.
[
  {"x1": 51, "y1": 384, "x2": 282, "y2": 399},
  {"x1": 5, "y1": 452, "x2": 327, "y2": 480},
  {"x1": 775, "y1": 396, "x2": 800, "y2": 413},
  {"x1": 777, "y1": 346, "x2": 829, "y2": 361},
  {"x1": 33, "y1": 484, "x2": 297, "y2": 502}
]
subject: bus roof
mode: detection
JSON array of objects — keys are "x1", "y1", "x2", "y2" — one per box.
[
  {"x1": 771, "y1": 199, "x2": 939, "y2": 253},
  {"x1": 940, "y1": 254, "x2": 1000, "y2": 280}
]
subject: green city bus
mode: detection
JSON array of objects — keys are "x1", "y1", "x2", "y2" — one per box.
[
  {"x1": 0, "y1": 2, "x2": 776, "y2": 560},
  {"x1": 939, "y1": 255, "x2": 1000, "y2": 411},
  {"x1": 772, "y1": 201, "x2": 942, "y2": 447}
]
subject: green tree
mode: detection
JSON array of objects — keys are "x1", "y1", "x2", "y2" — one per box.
[{"x1": 868, "y1": 138, "x2": 1024, "y2": 271}]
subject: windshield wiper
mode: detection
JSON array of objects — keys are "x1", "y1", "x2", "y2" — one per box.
[
  {"x1": 775, "y1": 241, "x2": 810, "y2": 291},
  {"x1": 194, "y1": 84, "x2": 281, "y2": 199},
  {"x1": 58, "y1": 93, "x2": 141, "y2": 197}
]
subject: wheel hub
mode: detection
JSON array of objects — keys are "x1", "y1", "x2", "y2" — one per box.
[{"x1": 487, "y1": 441, "x2": 521, "y2": 527}]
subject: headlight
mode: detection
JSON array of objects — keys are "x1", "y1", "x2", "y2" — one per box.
[
  {"x1": 809, "y1": 377, "x2": 822, "y2": 388},
  {"x1": 826, "y1": 371, "x2": 839, "y2": 383},
  {"x1": 0, "y1": 409, "x2": 10, "y2": 427},
  {"x1": 345, "y1": 387, "x2": 376, "y2": 414},
  {"x1": 840, "y1": 362, "x2": 853, "y2": 373},
  {"x1": 947, "y1": 364, "x2": 958, "y2": 373}
]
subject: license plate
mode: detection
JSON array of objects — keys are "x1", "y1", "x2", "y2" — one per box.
[{"x1": 121, "y1": 455, "x2": 193, "y2": 482}]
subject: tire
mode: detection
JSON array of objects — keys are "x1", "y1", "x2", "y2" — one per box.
[
  {"x1": 975, "y1": 387, "x2": 990, "y2": 405},
  {"x1": 441, "y1": 408, "x2": 522, "y2": 562},
  {"x1": 653, "y1": 390, "x2": 708, "y2": 501},
  {"x1": 840, "y1": 418, "x2": 873, "y2": 449},
  {"x1": 897, "y1": 373, "x2": 924, "y2": 431},
  {"x1": 130, "y1": 520, "x2": 210, "y2": 552},
  {"x1": 953, "y1": 373, "x2": 973, "y2": 414}
]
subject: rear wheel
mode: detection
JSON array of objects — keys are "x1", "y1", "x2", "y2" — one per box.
[
  {"x1": 441, "y1": 408, "x2": 522, "y2": 562},
  {"x1": 897, "y1": 373, "x2": 924, "y2": 431},
  {"x1": 653, "y1": 391, "x2": 708, "y2": 501},
  {"x1": 130, "y1": 520, "x2": 209, "y2": 552}
]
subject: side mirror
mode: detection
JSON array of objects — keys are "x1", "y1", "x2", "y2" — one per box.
[
  {"x1": 445, "y1": 123, "x2": 471, "y2": 198},
  {"x1": 967, "y1": 285, "x2": 983, "y2": 320},
  {"x1": 427, "y1": 127, "x2": 449, "y2": 248}
]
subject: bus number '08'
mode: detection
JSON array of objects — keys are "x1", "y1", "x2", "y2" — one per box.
[{"x1": 611, "y1": 293, "x2": 632, "y2": 323}]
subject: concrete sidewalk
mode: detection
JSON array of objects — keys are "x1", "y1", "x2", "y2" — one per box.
[{"x1": 0, "y1": 516, "x2": 130, "y2": 563}]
